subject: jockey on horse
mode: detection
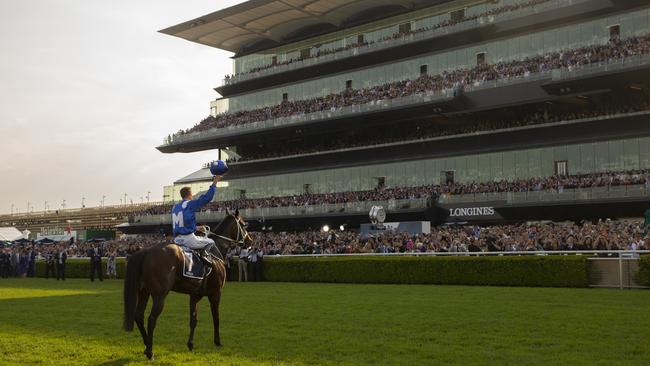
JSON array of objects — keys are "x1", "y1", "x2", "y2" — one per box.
[{"x1": 172, "y1": 175, "x2": 221, "y2": 262}]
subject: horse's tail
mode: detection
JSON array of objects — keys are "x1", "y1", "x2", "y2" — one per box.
[{"x1": 123, "y1": 250, "x2": 145, "y2": 332}]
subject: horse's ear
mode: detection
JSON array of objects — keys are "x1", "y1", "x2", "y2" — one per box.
[{"x1": 235, "y1": 208, "x2": 240, "y2": 218}]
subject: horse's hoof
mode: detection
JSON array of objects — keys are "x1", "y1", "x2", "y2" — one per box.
[
  {"x1": 187, "y1": 342, "x2": 194, "y2": 351},
  {"x1": 144, "y1": 348, "x2": 154, "y2": 360},
  {"x1": 215, "y1": 341, "x2": 222, "y2": 348}
]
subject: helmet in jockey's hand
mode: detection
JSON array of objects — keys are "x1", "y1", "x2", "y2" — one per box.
[{"x1": 210, "y1": 160, "x2": 228, "y2": 176}]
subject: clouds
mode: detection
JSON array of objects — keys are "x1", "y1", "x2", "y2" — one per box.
[{"x1": 0, "y1": 0, "x2": 245, "y2": 213}]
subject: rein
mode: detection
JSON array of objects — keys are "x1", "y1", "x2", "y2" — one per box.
[{"x1": 206, "y1": 217, "x2": 251, "y2": 246}]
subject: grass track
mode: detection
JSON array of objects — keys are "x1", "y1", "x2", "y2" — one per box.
[{"x1": 0, "y1": 279, "x2": 649, "y2": 365}]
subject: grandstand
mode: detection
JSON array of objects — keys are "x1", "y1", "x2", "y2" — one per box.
[
  {"x1": 0, "y1": 203, "x2": 161, "y2": 239},
  {"x1": 125, "y1": 0, "x2": 650, "y2": 233}
]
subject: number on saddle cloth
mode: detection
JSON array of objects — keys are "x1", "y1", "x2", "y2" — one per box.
[{"x1": 180, "y1": 247, "x2": 205, "y2": 280}]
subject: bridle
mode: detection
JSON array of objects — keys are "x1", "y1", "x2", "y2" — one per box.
[{"x1": 206, "y1": 215, "x2": 252, "y2": 246}]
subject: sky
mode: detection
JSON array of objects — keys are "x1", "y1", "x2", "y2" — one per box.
[{"x1": 0, "y1": 0, "x2": 246, "y2": 214}]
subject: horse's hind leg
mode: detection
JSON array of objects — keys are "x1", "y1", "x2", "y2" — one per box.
[
  {"x1": 145, "y1": 294, "x2": 166, "y2": 360},
  {"x1": 135, "y1": 288, "x2": 149, "y2": 349},
  {"x1": 209, "y1": 291, "x2": 222, "y2": 347},
  {"x1": 187, "y1": 295, "x2": 201, "y2": 351}
]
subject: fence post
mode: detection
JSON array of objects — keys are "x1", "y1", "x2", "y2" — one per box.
[{"x1": 618, "y1": 255, "x2": 624, "y2": 290}]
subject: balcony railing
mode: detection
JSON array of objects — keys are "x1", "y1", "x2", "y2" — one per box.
[
  {"x1": 225, "y1": 110, "x2": 650, "y2": 166},
  {"x1": 131, "y1": 184, "x2": 650, "y2": 225},
  {"x1": 438, "y1": 184, "x2": 650, "y2": 205},
  {"x1": 221, "y1": 0, "x2": 589, "y2": 86},
  {"x1": 162, "y1": 91, "x2": 456, "y2": 145},
  {"x1": 131, "y1": 198, "x2": 429, "y2": 225}
]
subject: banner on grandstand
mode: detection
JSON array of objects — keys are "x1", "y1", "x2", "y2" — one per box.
[{"x1": 441, "y1": 202, "x2": 504, "y2": 223}]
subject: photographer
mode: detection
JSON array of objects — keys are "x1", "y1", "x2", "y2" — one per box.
[
  {"x1": 248, "y1": 246, "x2": 263, "y2": 281},
  {"x1": 237, "y1": 245, "x2": 248, "y2": 282}
]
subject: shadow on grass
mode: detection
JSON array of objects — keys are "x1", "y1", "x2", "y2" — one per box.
[
  {"x1": 0, "y1": 283, "x2": 334, "y2": 365},
  {"x1": 95, "y1": 358, "x2": 131, "y2": 366}
]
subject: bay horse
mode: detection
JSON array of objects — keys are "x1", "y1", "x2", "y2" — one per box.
[{"x1": 123, "y1": 212, "x2": 253, "y2": 360}]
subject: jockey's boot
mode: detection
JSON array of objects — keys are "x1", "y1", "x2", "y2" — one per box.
[{"x1": 199, "y1": 248, "x2": 213, "y2": 267}]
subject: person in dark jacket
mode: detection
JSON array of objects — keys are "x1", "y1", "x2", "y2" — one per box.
[
  {"x1": 19, "y1": 250, "x2": 29, "y2": 278},
  {"x1": 45, "y1": 251, "x2": 56, "y2": 279},
  {"x1": 88, "y1": 244, "x2": 103, "y2": 282},
  {"x1": 56, "y1": 247, "x2": 67, "y2": 281},
  {"x1": 27, "y1": 248, "x2": 36, "y2": 277},
  {"x1": 0, "y1": 249, "x2": 10, "y2": 278}
]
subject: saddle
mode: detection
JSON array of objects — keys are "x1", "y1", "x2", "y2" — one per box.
[{"x1": 179, "y1": 246, "x2": 213, "y2": 280}]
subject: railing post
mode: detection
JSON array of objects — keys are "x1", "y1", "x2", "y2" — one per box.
[{"x1": 618, "y1": 254, "x2": 624, "y2": 290}]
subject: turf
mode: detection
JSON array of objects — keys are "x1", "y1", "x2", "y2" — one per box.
[{"x1": 0, "y1": 279, "x2": 648, "y2": 365}]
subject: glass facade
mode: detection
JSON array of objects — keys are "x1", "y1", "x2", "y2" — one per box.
[
  {"x1": 212, "y1": 8, "x2": 650, "y2": 115},
  {"x1": 213, "y1": 137, "x2": 650, "y2": 201}
]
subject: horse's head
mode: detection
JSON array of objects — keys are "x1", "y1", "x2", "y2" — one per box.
[
  {"x1": 213, "y1": 209, "x2": 253, "y2": 251},
  {"x1": 232, "y1": 209, "x2": 254, "y2": 247}
]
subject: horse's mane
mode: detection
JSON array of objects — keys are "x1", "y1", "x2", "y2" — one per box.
[{"x1": 213, "y1": 214, "x2": 235, "y2": 236}]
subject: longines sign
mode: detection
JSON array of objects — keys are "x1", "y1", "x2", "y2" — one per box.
[{"x1": 448, "y1": 206, "x2": 495, "y2": 217}]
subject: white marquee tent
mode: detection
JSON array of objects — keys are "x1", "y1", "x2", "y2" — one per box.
[{"x1": 0, "y1": 227, "x2": 24, "y2": 241}]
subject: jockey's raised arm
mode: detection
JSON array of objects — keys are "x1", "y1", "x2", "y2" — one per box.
[{"x1": 172, "y1": 175, "x2": 221, "y2": 251}]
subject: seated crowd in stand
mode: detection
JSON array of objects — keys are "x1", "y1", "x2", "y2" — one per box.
[
  {"x1": 175, "y1": 34, "x2": 650, "y2": 137},
  {"x1": 228, "y1": 97, "x2": 650, "y2": 163},
  {"x1": 224, "y1": 0, "x2": 553, "y2": 81},
  {"x1": 131, "y1": 169, "x2": 650, "y2": 218}
]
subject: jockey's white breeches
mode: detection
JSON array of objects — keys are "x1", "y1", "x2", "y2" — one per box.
[{"x1": 174, "y1": 233, "x2": 214, "y2": 250}]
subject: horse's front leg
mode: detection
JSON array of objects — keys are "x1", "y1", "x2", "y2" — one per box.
[
  {"x1": 208, "y1": 292, "x2": 222, "y2": 347},
  {"x1": 187, "y1": 295, "x2": 201, "y2": 351}
]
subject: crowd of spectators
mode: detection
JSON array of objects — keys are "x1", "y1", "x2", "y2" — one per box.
[
  {"x1": 224, "y1": 0, "x2": 553, "y2": 81},
  {"x1": 2, "y1": 219, "x2": 647, "y2": 270},
  {"x1": 255, "y1": 219, "x2": 649, "y2": 255},
  {"x1": 130, "y1": 169, "x2": 650, "y2": 218},
  {"x1": 228, "y1": 96, "x2": 650, "y2": 162},
  {"x1": 177, "y1": 33, "x2": 650, "y2": 137}
]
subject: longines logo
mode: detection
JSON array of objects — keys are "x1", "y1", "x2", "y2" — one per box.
[{"x1": 449, "y1": 207, "x2": 496, "y2": 217}]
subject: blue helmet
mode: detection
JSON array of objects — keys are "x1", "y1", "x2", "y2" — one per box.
[{"x1": 209, "y1": 160, "x2": 228, "y2": 176}]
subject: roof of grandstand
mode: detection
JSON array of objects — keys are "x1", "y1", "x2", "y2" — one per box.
[
  {"x1": 159, "y1": 0, "x2": 452, "y2": 55},
  {"x1": 174, "y1": 167, "x2": 211, "y2": 184}
]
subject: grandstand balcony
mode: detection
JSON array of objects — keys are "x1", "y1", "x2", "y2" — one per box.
[
  {"x1": 224, "y1": 111, "x2": 650, "y2": 180},
  {"x1": 120, "y1": 184, "x2": 650, "y2": 233},
  {"x1": 158, "y1": 53, "x2": 650, "y2": 154},
  {"x1": 216, "y1": 0, "x2": 614, "y2": 96}
]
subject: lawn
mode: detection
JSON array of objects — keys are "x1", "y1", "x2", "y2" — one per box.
[{"x1": 0, "y1": 279, "x2": 648, "y2": 365}]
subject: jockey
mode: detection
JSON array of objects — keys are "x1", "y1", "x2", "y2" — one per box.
[{"x1": 172, "y1": 175, "x2": 221, "y2": 251}]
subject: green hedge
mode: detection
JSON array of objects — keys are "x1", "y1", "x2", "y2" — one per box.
[
  {"x1": 32, "y1": 256, "x2": 592, "y2": 287},
  {"x1": 637, "y1": 256, "x2": 650, "y2": 286},
  {"x1": 34, "y1": 258, "x2": 127, "y2": 279},
  {"x1": 263, "y1": 255, "x2": 590, "y2": 287}
]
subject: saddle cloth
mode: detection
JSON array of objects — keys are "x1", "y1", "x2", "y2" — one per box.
[{"x1": 180, "y1": 247, "x2": 205, "y2": 280}]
